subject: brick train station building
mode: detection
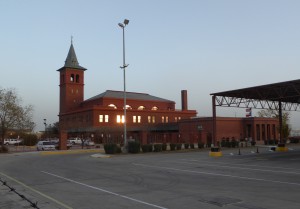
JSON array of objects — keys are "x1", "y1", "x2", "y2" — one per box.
[{"x1": 57, "y1": 43, "x2": 278, "y2": 149}]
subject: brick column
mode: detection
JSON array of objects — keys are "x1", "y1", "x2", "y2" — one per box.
[{"x1": 59, "y1": 130, "x2": 68, "y2": 150}]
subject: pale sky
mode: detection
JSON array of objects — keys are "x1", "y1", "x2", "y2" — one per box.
[{"x1": 1, "y1": 0, "x2": 300, "y2": 131}]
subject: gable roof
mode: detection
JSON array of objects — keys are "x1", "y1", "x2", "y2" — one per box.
[{"x1": 85, "y1": 90, "x2": 174, "y2": 103}]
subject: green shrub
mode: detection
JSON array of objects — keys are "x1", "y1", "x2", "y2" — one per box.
[
  {"x1": 170, "y1": 143, "x2": 176, "y2": 151},
  {"x1": 162, "y1": 143, "x2": 167, "y2": 151},
  {"x1": 128, "y1": 141, "x2": 140, "y2": 153},
  {"x1": 176, "y1": 143, "x2": 182, "y2": 150},
  {"x1": 154, "y1": 144, "x2": 163, "y2": 152},
  {"x1": 221, "y1": 140, "x2": 226, "y2": 147},
  {"x1": 104, "y1": 143, "x2": 118, "y2": 154},
  {"x1": 184, "y1": 143, "x2": 189, "y2": 149},
  {"x1": 0, "y1": 145, "x2": 8, "y2": 153},
  {"x1": 231, "y1": 140, "x2": 237, "y2": 148},
  {"x1": 141, "y1": 144, "x2": 153, "y2": 152},
  {"x1": 190, "y1": 144, "x2": 195, "y2": 149},
  {"x1": 198, "y1": 142, "x2": 204, "y2": 149}
]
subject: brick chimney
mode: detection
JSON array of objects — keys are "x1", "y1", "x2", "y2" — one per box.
[{"x1": 181, "y1": 90, "x2": 188, "y2": 111}]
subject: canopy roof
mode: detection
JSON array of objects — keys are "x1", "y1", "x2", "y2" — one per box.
[{"x1": 210, "y1": 79, "x2": 300, "y2": 111}]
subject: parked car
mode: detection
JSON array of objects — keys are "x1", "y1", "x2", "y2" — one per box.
[
  {"x1": 50, "y1": 140, "x2": 72, "y2": 150},
  {"x1": 68, "y1": 137, "x2": 82, "y2": 145},
  {"x1": 36, "y1": 141, "x2": 56, "y2": 151},
  {"x1": 4, "y1": 139, "x2": 23, "y2": 145},
  {"x1": 84, "y1": 140, "x2": 95, "y2": 147}
]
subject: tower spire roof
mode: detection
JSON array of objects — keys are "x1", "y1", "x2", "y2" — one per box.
[{"x1": 58, "y1": 41, "x2": 87, "y2": 71}]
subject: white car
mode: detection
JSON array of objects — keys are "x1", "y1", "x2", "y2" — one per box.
[
  {"x1": 36, "y1": 141, "x2": 56, "y2": 151},
  {"x1": 4, "y1": 139, "x2": 22, "y2": 145}
]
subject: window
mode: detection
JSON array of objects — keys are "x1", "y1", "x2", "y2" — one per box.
[
  {"x1": 175, "y1": 117, "x2": 177, "y2": 122},
  {"x1": 152, "y1": 106, "x2": 158, "y2": 111},
  {"x1": 76, "y1": 74, "x2": 79, "y2": 83},
  {"x1": 124, "y1": 105, "x2": 132, "y2": 110},
  {"x1": 105, "y1": 115, "x2": 109, "y2": 123},
  {"x1": 166, "y1": 116, "x2": 169, "y2": 123},
  {"x1": 148, "y1": 116, "x2": 151, "y2": 123},
  {"x1": 133, "y1": 116, "x2": 137, "y2": 123},
  {"x1": 61, "y1": 74, "x2": 65, "y2": 83},
  {"x1": 99, "y1": 115, "x2": 103, "y2": 123},
  {"x1": 138, "y1": 116, "x2": 141, "y2": 123},
  {"x1": 152, "y1": 116, "x2": 155, "y2": 123},
  {"x1": 162, "y1": 116, "x2": 165, "y2": 123},
  {"x1": 108, "y1": 104, "x2": 117, "y2": 109},
  {"x1": 117, "y1": 115, "x2": 125, "y2": 123},
  {"x1": 70, "y1": 74, "x2": 74, "y2": 82},
  {"x1": 138, "y1": 106, "x2": 145, "y2": 110},
  {"x1": 178, "y1": 117, "x2": 181, "y2": 121}
]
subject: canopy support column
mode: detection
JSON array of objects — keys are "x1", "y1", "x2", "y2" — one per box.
[{"x1": 212, "y1": 95, "x2": 216, "y2": 147}]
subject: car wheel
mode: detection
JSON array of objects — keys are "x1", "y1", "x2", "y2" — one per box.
[{"x1": 5, "y1": 143, "x2": 9, "y2": 145}]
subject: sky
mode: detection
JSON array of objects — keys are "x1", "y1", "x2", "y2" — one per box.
[{"x1": 1, "y1": 0, "x2": 300, "y2": 132}]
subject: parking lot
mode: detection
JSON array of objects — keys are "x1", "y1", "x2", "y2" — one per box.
[{"x1": 1, "y1": 145, "x2": 300, "y2": 209}]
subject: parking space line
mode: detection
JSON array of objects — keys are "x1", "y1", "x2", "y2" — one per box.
[
  {"x1": 168, "y1": 161, "x2": 300, "y2": 175},
  {"x1": 185, "y1": 159, "x2": 300, "y2": 171},
  {"x1": 0, "y1": 172, "x2": 72, "y2": 209},
  {"x1": 133, "y1": 163, "x2": 300, "y2": 186},
  {"x1": 41, "y1": 171, "x2": 168, "y2": 209}
]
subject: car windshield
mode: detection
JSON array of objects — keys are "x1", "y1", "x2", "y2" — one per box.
[{"x1": 43, "y1": 142, "x2": 52, "y2": 145}]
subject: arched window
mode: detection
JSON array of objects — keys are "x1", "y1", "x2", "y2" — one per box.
[
  {"x1": 124, "y1": 105, "x2": 132, "y2": 110},
  {"x1": 138, "y1": 106, "x2": 145, "y2": 110},
  {"x1": 151, "y1": 106, "x2": 158, "y2": 111},
  {"x1": 70, "y1": 74, "x2": 74, "y2": 82},
  {"x1": 76, "y1": 74, "x2": 80, "y2": 83},
  {"x1": 108, "y1": 104, "x2": 117, "y2": 109}
]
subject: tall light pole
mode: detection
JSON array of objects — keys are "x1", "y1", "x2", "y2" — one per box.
[
  {"x1": 43, "y1": 119, "x2": 47, "y2": 139},
  {"x1": 118, "y1": 19, "x2": 129, "y2": 151}
]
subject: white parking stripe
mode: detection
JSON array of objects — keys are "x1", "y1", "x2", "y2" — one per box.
[
  {"x1": 133, "y1": 163, "x2": 300, "y2": 186},
  {"x1": 0, "y1": 172, "x2": 72, "y2": 209},
  {"x1": 185, "y1": 159, "x2": 300, "y2": 171},
  {"x1": 41, "y1": 171, "x2": 168, "y2": 209},
  {"x1": 168, "y1": 161, "x2": 300, "y2": 175}
]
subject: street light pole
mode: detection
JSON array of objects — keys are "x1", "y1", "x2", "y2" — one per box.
[
  {"x1": 118, "y1": 19, "x2": 129, "y2": 151},
  {"x1": 43, "y1": 119, "x2": 47, "y2": 139}
]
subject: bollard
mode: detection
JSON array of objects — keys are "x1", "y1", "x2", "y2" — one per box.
[
  {"x1": 256, "y1": 147, "x2": 259, "y2": 153},
  {"x1": 238, "y1": 148, "x2": 241, "y2": 155}
]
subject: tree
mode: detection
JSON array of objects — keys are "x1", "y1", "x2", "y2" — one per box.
[
  {"x1": 257, "y1": 109, "x2": 291, "y2": 139},
  {"x1": 0, "y1": 88, "x2": 35, "y2": 146}
]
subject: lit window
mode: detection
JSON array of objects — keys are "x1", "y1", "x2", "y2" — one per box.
[
  {"x1": 138, "y1": 116, "x2": 141, "y2": 123},
  {"x1": 133, "y1": 116, "x2": 137, "y2": 123},
  {"x1": 175, "y1": 117, "x2": 178, "y2": 122},
  {"x1": 178, "y1": 117, "x2": 181, "y2": 121},
  {"x1": 124, "y1": 105, "x2": 132, "y2": 110},
  {"x1": 152, "y1": 106, "x2": 158, "y2": 110},
  {"x1": 166, "y1": 116, "x2": 169, "y2": 123},
  {"x1": 148, "y1": 116, "x2": 151, "y2": 123},
  {"x1": 105, "y1": 115, "x2": 109, "y2": 123},
  {"x1": 108, "y1": 104, "x2": 117, "y2": 109},
  {"x1": 152, "y1": 116, "x2": 155, "y2": 123},
  {"x1": 138, "y1": 106, "x2": 145, "y2": 110},
  {"x1": 117, "y1": 115, "x2": 125, "y2": 123},
  {"x1": 99, "y1": 115, "x2": 103, "y2": 123},
  {"x1": 162, "y1": 116, "x2": 165, "y2": 123}
]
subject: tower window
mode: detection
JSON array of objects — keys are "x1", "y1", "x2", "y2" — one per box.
[
  {"x1": 76, "y1": 74, "x2": 80, "y2": 83},
  {"x1": 61, "y1": 74, "x2": 65, "y2": 83},
  {"x1": 70, "y1": 74, "x2": 75, "y2": 82}
]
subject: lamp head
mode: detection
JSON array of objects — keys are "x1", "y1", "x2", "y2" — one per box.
[
  {"x1": 118, "y1": 23, "x2": 124, "y2": 28},
  {"x1": 124, "y1": 19, "x2": 129, "y2": 25}
]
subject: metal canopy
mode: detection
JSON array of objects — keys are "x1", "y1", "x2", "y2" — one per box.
[{"x1": 210, "y1": 79, "x2": 300, "y2": 111}]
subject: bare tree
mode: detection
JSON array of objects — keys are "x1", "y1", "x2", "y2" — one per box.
[{"x1": 0, "y1": 88, "x2": 35, "y2": 146}]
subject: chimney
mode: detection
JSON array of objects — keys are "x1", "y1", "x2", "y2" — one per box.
[{"x1": 181, "y1": 90, "x2": 188, "y2": 111}]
